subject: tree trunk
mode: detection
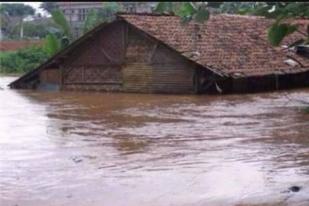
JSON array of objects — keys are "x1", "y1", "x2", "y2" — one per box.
[{"x1": 20, "y1": 17, "x2": 24, "y2": 39}]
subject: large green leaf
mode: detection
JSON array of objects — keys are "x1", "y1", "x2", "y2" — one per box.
[
  {"x1": 103, "y1": 2, "x2": 120, "y2": 12},
  {"x1": 268, "y1": 23, "x2": 298, "y2": 46},
  {"x1": 83, "y1": 9, "x2": 99, "y2": 34},
  {"x1": 61, "y1": 36, "x2": 70, "y2": 49},
  {"x1": 180, "y1": 16, "x2": 193, "y2": 25},
  {"x1": 305, "y1": 9, "x2": 309, "y2": 17},
  {"x1": 194, "y1": 8, "x2": 209, "y2": 23},
  {"x1": 44, "y1": 33, "x2": 60, "y2": 56},
  {"x1": 154, "y1": 2, "x2": 173, "y2": 14},
  {"x1": 176, "y1": 2, "x2": 196, "y2": 17},
  {"x1": 51, "y1": 9, "x2": 72, "y2": 40}
]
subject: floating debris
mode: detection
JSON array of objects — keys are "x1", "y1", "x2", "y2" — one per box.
[
  {"x1": 289, "y1": 186, "x2": 301, "y2": 192},
  {"x1": 72, "y1": 157, "x2": 83, "y2": 163}
]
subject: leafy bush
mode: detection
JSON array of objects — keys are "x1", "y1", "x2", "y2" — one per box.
[{"x1": 0, "y1": 46, "x2": 49, "y2": 74}]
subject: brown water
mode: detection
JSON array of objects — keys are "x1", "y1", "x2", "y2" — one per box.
[{"x1": 1, "y1": 76, "x2": 309, "y2": 206}]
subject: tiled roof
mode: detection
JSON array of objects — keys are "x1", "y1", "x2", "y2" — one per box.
[{"x1": 119, "y1": 13, "x2": 309, "y2": 77}]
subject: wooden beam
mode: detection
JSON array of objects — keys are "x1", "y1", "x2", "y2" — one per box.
[
  {"x1": 148, "y1": 42, "x2": 159, "y2": 63},
  {"x1": 60, "y1": 65, "x2": 64, "y2": 90},
  {"x1": 82, "y1": 66, "x2": 85, "y2": 82},
  {"x1": 193, "y1": 67, "x2": 200, "y2": 94},
  {"x1": 100, "y1": 47, "x2": 115, "y2": 64},
  {"x1": 121, "y1": 23, "x2": 127, "y2": 62}
]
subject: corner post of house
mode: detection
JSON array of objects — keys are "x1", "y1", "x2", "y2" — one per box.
[
  {"x1": 82, "y1": 66, "x2": 85, "y2": 82},
  {"x1": 60, "y1": 65, "x2": 65, "y2": 90},
  {"x1": 193, "y1": 67, "x2": 200, "y2": 94},
  {"x1": 275, "y1": 74, "x2": 279, "y2": 90}
]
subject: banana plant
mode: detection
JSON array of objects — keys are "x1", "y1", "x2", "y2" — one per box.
[
  {"x1": 154, "y1": 2, "x2": 309, "y2": 47},
  {"x1": 83, "y1": 9, "x2": 99, "y2": 34},
  {"x1": 154, "y1": 2, "x2": 210, "y2": 23},
  {"x1": 251, "y1": 2, "x2": 309, "y2": 46},
  {"x1": 43, "y1": 9, "x2": 72, "y2": 57},
  {"x1": 44, "y1": 3, "x2": 121, "y2": 56},
  {"x1": 51, "y1": 9, "x2": 73, "y2": 41},
  {"x1": 83, "y1": 2, "x2": 120, "y2": 34},
  {"x1": 44, "y1": 33, "x2": 60, "y2": 56}
]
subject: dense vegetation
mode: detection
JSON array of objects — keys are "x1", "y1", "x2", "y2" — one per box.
[
  {"x1": 8, "y1": 18, "x2": 56, "y2": 40},
  {"x1": 0, "y1": 2, "x2": 121, "y2": 74},
  {"x1": 44, "y1": 2, "x2": 120, "y2": 56},
  {"x1": 0, "y1": 3, "x2": 36, "y2": 39},
  {"x1": 0, "y1": 46, "x2": 48, "y2": 74}
]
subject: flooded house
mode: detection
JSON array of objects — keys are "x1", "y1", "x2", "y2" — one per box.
[{"x1": 9, "y1": 13, "x2": 309, "y2": 94}]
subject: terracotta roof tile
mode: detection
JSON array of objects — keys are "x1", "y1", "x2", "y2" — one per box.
[{"x1": 119, "y1": 13, "x2": 309, "y2": 77}]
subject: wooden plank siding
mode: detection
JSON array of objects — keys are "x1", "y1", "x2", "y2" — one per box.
[
  {"x1": 38, "y1": 68, "x2": 61, "y2": 90},
  {"x1": 39, "y1": 68, "x2": 61, "y2": 85},
  {"x1": 61, "y1": 21, "x2": 126, "y2": 92},
  {"x1": 122, "y1": 25, "x2": 195, "y2": 94}
]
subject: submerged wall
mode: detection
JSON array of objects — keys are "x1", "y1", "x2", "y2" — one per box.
[
  {"x1": 122, "y1": 25, "x2": 195, "y2": 94},
  {"x1": 39, "y1": 21, "x2": 197, "y2": 94},
  {"x1": 220, "y1": 71, "x2": 309, "y2": 94}
]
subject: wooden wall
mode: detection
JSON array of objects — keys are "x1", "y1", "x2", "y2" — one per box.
[
  {"x1": 122, "y1": 26, "x2": 195, "y2": 94},
  {"x1": 61, "y1": 21, "x2": 126, "y2": 92},
  {"x1": 39, "y1": 68, "x2": 61, "y2": 85},
  {"x1": 38, "y1": 68, "x2": 61, "y2": 90},
  {"x1": 224, "y1": 71, "x2": 309, "y2": 94}
]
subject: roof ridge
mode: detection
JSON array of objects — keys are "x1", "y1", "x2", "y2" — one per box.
[
  {"x1": 117, "y1": 12, "x2": 269, "y2": 20},
  {"x1": 214, "y1": 13, "x2": 266, "y2": 19},
  {"x1": 116, "y1": 12, "x2": 175, "y2": 17}
]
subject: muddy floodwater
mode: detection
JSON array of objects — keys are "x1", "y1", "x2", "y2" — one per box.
[{"x1": 1, "y1": 76, "x2": 309, "y2": 206}]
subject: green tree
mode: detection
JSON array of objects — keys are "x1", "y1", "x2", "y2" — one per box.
[
  {"x1": 43, "y1": 3, "x2": 120, "y2": 55},
  {"x1": 51, "y1": 9, "x2": 73, "y2": 41},
  {"x1": 0, "y1": 5, "x2": 10, "y2": 38},
  {"x1": 0, "y1": 3, "x2": 35, "y2": 39},
  {"x1": 83, "y1": 2, "x2": 120, "y2": 33},
  {"x1": 43, "y1": 9, "x2": 72, "y2": 56},
  {"x1": 9, "y1": 17, "x2": 57, "y2": 39},
  {"x1": 44, "y1": 33, "x2": 60, "y2": 56},
  {"x1": 40, "y1": 2, "x2": 57, "y2": 14},
  {"x1": 83, "y1": 9, "x2": 99, "y2": 34},
  {"x1": 219, "y1": 2, "x2": 263, "y2": 14},
  {"x1": 98, "y1": 2, "x2": 120, "y2": 22},
  {"x1": 154, "y1": 2, "x2": 210, "y2": 23}
]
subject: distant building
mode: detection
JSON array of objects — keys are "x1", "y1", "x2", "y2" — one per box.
[
  {"x1": 55, "y1": 2, "x2": 156, "y2": 38},
  {"x1": 121, "y1": 2, "x2": 156, "y2": 13}
]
